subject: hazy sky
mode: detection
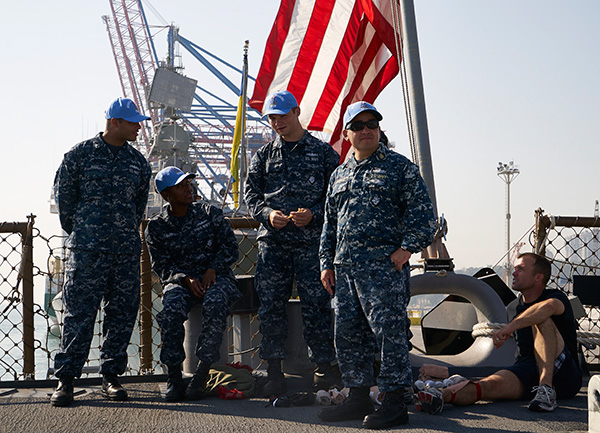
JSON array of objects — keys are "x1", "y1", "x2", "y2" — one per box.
[{"x1": 1, "y1": 0, "x2": 598, "y2": 279}]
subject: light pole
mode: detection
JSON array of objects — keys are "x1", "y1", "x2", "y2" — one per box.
[{"x1": 497, "y1": 161, "x2": 520, "y2": 286}]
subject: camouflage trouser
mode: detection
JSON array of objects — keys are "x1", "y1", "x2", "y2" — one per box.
[
  {"x1": 333, "y1": 258, "x2": 412, "y2": 392},
  {"x1": 157, "y1": 275, "x2": 241, "y2": 367},
  {"x1": 54, "y1": 249, "x2": 140, "y2": 378},
  {"x1": 255, "y1": 240, "x2": 335, "y2": 363}
]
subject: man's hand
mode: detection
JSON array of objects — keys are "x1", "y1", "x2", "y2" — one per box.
[
  {"x1": 269, "y1": 210, "x2": 290, "y2": 229},
  {"x1": 493, "y1": 298, "x2": 565, "y2": 349},
  {"x1": 183, "y1": 276, "x2": 206, "y2": 299},
  {"x1": 321, "y1": 269, "x2": 335, "y2": 295},
  {"x1": 290, "y1": 208, "x2": 312, "y2": 227},
  {"x1": 201, "y1": 268, "x2": 217, "y2": 290},
  {"x1": 492, "y1": 327, "x2": 512, "y2": 349},
  {"x1": 390, "y1": 247, "x2": 412, "y2": 271}
]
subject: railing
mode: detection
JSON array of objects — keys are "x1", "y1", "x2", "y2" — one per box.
[
  {"x1": 3, "y1": 209, "x2": 599, "y2": 384},
  {"x1": 534, "y1": 208, "x2": 600, "y2": 366},
  {"x1": 0, "y1": 217, "x2": 35, "y2": 380},
  {"x1": 0, "y1": 216, "x2": 260, "y2": 383}
]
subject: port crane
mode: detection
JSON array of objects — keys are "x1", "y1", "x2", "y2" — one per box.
[{"x1": 102, "y1": 0, "x2": 272, "y2": 211}]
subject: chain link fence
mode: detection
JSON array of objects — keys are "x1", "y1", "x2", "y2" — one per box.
[
  {"x1": 3, "y1": 209, "x2": 599, "y2": 384},
  {"x1": 533, "y1": 208, "x2": 600, "y2": 367},
  {"x1": 0, "y1": 216, "x2": 260, "y2": 384}
]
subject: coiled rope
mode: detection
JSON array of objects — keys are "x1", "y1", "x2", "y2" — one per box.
[{"x1": 472, "y1": 322, "x2": 600, "y2": 347}]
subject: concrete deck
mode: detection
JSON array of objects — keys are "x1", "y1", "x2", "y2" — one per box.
[{"x1": 0, "y1": 373, "x2": 590, "y2": 433}]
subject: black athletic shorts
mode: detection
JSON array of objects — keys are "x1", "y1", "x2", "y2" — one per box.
[{"x1": 505, "y1": 348, "x2": 582, "y2": 399}]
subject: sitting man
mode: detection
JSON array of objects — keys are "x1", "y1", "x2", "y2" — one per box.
[
  {"x1": 418, "y1": 252, "x2": 582, "y2": 413},
  {"x1": 145, "y1": 166, "x2": 241, "y2": 401}
]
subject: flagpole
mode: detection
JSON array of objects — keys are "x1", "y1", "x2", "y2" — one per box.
[
  {"x1": 239, "y1": 40, "x2": 249, "y2": 211},
  {"x1": 228, "y1": 41, "x2": 250, "y2": 211},
  {"x1": 398, "y1": 0, "x2": 438, "y2": 218},
  {"x1": 399, "y1": 0, "x2": 452, "y2": 263}
]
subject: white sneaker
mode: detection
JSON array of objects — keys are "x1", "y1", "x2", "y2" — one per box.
[
  {"x1": 415, "y1": 386, "x2": 444, "y2": 414},
  {"x1": 528, "y1": 384, "x2": 557, "y2": 412}
]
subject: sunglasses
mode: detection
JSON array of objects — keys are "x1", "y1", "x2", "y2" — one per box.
[{"x1": 346, "y1": 119, "x2": 379, "y2": 131}]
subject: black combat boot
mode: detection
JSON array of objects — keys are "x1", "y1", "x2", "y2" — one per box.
[
  {"x1": 313, "y1": 362, "x2": 343, "y2": 391},
  {"x1": 186, "y1": 361, "x2": 210, "y2": 400},
  {"x1": 318, "y1": 386, "x2": 374, "y2": 422},
  {"x1": 50, "y1": 376, "x2": 74, "y2": 407},
  {"x1": 263, "y1": 359, "x2": 286, "y2": 397},
  {"x1": 362, "y1": 388, "x2": 409, "y2": 429},
  {"x1": 102, "y1": 374, "x2": 128, "y2": 401},
  {"x1": 165, "y1": 365, "x2": 186, "y2": 402}
]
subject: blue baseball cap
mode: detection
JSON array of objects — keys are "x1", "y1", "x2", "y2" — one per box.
[
  {"x1": 264, "y1": 90, "x2": 298, "y2": 115},
  {"x1": 343, "y1": 101, "x2": 383, "y2": 128},
  {"x1": 105, "y1": 97, "x2": 151, "y2": 122},
  {"x1": 155, "y1": 166, "x2": 196, "y2": 193}
]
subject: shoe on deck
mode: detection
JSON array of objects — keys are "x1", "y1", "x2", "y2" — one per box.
[
  {"x1": 186, "y1": 362, "x2": 210, "y2": 400},
  {"x1": 51, "y1": 377, "x2": 74, "y2": 407},
  {"x1": 362, "y1": 388, "x2": 409, "y2": 429},
  {"x1": 102, "y1": 375, "x2": 128, "y2": 401},
  {"x1": 415, "y1": 387, "x2": 443, "y2": 415},
  {"x1": 528, "y1": 384, "x2": 557, "y2": 412},
  {"x1": 263, "y1": 360, "x2": 287, "y2": 397}
]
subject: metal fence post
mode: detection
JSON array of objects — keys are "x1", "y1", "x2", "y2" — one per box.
[
  {"x1": 139, "y1": 221, "x2": 154, "y2": 373},
  {"x1": 22, "y1": 215, "x2": 35, "y2": 379},
  {"x1": 533, "y1": 208, "x2": 548, "y2": 256}
]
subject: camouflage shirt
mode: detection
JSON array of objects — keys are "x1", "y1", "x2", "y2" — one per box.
[
  {"x1": 54, "y1": 133, "x2": 151, "y2": 256},
  {"x1": 245, "y1": 131, "x2": 339, "y2": 243},
  {"x1": 320, "y1": 144, "x2": 436, "y2": 269},
  {"x1": 145, "y1": 201, "x2": 238, "y2": 288}
]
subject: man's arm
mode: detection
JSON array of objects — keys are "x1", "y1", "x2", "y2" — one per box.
[
  {"x1": 54, "y1": 152, "x2": 79, "y2": 235},
  {"x1": 493, "y1": 298, "x2": 565, "y2": 348},
  {"x1": 146, "y1": 218, "x2": 208, "y2": 299},
  {"x1": 307, "y1": 144, "x2": 340, "y2": 226},
  {"x1": 319, "y1": 177, "x2": 338, "y2": 274},
  {"x1": 135, "y1": 159, "x2": 152, "y2": 226},
  {"x1": 207, "y1": 206, "x2": 239, "y2": 273},
  {"x1": 183, "y1": 275, "x2": 206, "y2": 298},
  {"x1": 145, "y1": 221, "x2": 187, "y2": 287},
  {"x1": 390, "y1": 248, "x2": 412, "y2": 271},
  {"x1": 398, "y1": 161, "x2": 436, "y2": 254},
  {"x1": 320, "y1": 269, "x2": 335, "y2": 295},
  {"x1": 244, "y1": 150, "x2": 275, "y2": 226}
]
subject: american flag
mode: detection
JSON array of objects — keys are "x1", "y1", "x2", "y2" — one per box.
[{"x1": 249, "y1": 0, "x2": 401, "y2": 159}]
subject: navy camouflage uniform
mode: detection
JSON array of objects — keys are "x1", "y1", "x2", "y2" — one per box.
[
  {"x1": 320, "y1": 144, "x2": 436, "y2": 392},
  {"x1": 53, "y1": 132, "x2": 151, "y2": 378},
  {"x1": 245, "y1": 131, "x2": 339, "y2": 363},
  {"x1": 145, "y1": 201, "x2": 241, "y2": 367}
]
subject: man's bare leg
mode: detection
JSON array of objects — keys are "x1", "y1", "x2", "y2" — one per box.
[
  {"x1": 442, "y1": 369, "x2": 524, "y2": 406},
  {"x1": 532, "y1": 318, "x2": 564, "y2": 386}
]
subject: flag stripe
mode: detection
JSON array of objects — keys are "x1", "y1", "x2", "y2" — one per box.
[
  {"x1": 328, "y1": 52, "x2": 398, "y2": 157},
  {"x1": 269, "y1": 0, "x2": 317, "y2": 93},
  {"x1": 250, "y1": 0, "x2": 401, "y2": 159},
  {"x1": 287, "y1": 0, "x2": 337, "y2": 103},
  {"x1": 312, "y1": 14, "x2": 375, "y2": 129},
  {"x1": 250, "y1": 0, "x2": 298, "y2": 109},
  {"x1": 305, "y1": 2, "x2": 363, "y2": 129},
  {"x1": 296, "y1": 0, "x2": 357, "y2": 123}
]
